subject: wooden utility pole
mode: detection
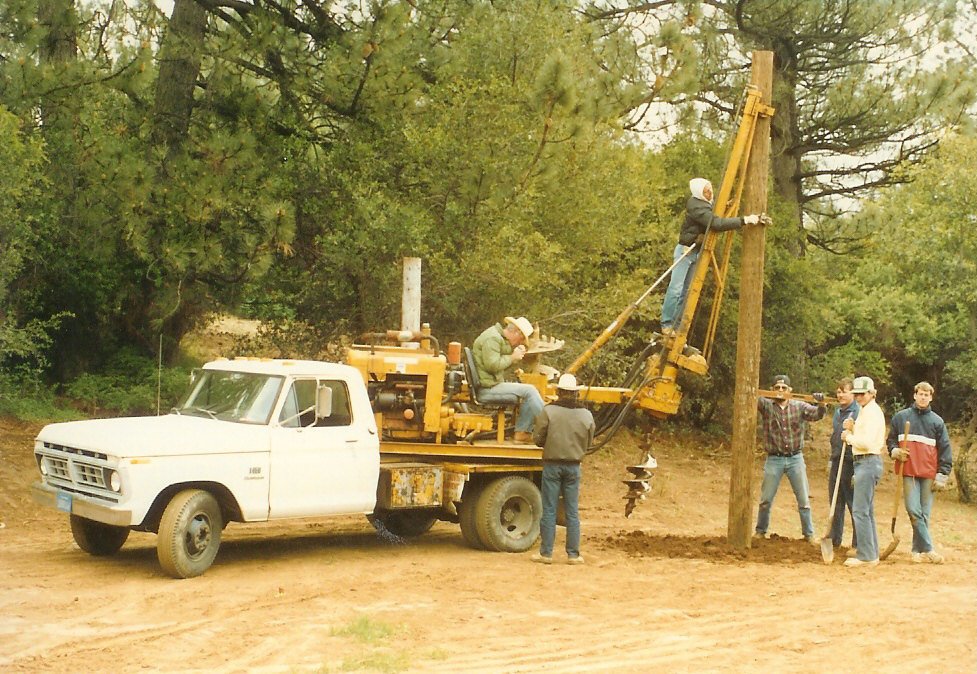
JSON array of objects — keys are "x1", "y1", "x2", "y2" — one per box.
[{"x1": 728, "y1": 52, "x2": 774, "y2": 548}]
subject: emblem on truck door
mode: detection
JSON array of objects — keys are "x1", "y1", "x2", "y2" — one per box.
[{"x1": 246, "y1": 466, "x2": 263, "y2": 480}]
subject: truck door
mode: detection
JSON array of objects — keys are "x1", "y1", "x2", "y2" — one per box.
[{"x1": 269, "y1": 378, "x2": 379, "y2": 518}]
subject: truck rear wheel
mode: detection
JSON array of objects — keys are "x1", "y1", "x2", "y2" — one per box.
[
  {"x1": 70, "y1": 514, "x2": 130, "y2": 556},
  {"x1": 157, "y1": 489, "x2": 223, "y2": 579},
  {"x1": 458, "y1": 483, "x2": 487, "y2": 550},
  {"x1": 474, "y1": 476, "x2": 541, "y2": 553},
  {"x1": 368, "y1": 510, "x2": 437, "y2": 538}
]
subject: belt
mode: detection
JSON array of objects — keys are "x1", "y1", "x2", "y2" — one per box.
[
  {"x1": 770, "y1": 452, "x2": 799, "y2": 457},
  {"x1": 853, "y1": 453, "x2": 880, "y2": 461}
]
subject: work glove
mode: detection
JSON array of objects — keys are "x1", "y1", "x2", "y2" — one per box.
[
  {"x1": 891, "y1": 447, "x2": 910, "y2": 462},
  {"x1": 934, "y1": 473, "x2": 948, "y2": 490},
  {"x1": 743, "y1": 214, "x2": 760, "y2": 225},
  {"x1": 812, "y1": 392, "x2": 825, "y2": 403}
]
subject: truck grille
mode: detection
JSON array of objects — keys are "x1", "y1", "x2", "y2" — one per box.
[{"x1": 37, "y1": 442, "x2": 120, "y2": 503}]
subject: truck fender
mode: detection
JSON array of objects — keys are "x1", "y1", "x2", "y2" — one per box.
[{"x1": 136, "y1": 481, "x2": 244, "y2": 533}]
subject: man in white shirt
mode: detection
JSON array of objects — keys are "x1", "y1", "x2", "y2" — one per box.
[{"x1": 841, "y1": 376, "x2": 886, "y2": 567}]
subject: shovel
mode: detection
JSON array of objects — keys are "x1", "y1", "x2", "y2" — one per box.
[
  {"x1": 820, "y1": 442, "x2": 849, "y2": 564},
  {"x1": 880, "y1": 421, "x2": 911, "y2": 561}
]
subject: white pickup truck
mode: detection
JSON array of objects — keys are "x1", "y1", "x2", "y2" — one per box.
[{"x1": 32, "y1": 358, "x2": 545, "y2": 577}]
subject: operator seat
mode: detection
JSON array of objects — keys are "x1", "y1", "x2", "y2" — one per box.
[{"x1": 463, "y1": 346, "x2": 519, "y2": 443}]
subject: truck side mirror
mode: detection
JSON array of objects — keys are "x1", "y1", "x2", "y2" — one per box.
[{"x1": 315, "y1": 385, "x2": 333, "y2": 419}]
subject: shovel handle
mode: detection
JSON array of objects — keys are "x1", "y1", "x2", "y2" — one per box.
[{"x1": 890, "y1": 421, "x2": 910, "y2": 522}]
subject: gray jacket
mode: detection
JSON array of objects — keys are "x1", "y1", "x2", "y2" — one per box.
[{"x1": 533, "y1": 401, "x2": 595, "y2": 463}]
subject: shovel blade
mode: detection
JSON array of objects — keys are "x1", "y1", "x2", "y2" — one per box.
[
  {"x1": 820, "y1": 537, "x2": 834, "y2": 564},
  {"x1": 880, "y1": 535, "x2": 900, "y2": 561}
]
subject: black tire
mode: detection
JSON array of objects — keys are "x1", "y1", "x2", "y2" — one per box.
[
  {"x1": 157, "y1": 489, "x2": 223, "y2": 579},
  {"x1": 458, "y1": 483, "x2": 487, "y2": 550},
  {"x1": 70, "y1": 514, "x2": 130, "y2": 556},
  {"x1": 368, "y1": 510, "x2": 438, "y2": 538},
  {"x1": 474, "y1": 476, "x2": 541, "y2": 553}
]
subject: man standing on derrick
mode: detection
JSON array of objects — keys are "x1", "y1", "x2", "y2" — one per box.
[
  {"x1": 472, "y1": 316, "x2": 545, "y2": 444},
  {"x1": 887, "y1": 381, "x2": 953, "y2": 564},
  {"x1": 660, "y1": 177, "x2": 763, "y2": 333},
  {"x1": 754, "y1": 374, "x2": 826, "y2": 543}
]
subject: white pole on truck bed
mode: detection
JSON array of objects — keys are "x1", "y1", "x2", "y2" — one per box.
[{"x1": 402, "y1": 257, "x2": 422, "y2": 334}]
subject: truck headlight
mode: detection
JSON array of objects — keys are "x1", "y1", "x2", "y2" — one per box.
[{"x1": 108, "y1": 469, "x2": 122, "y2": 492}]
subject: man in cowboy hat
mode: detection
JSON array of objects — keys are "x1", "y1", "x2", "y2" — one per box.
[
  {"x1": 472, "y1": 316, "x2": 545, "y2": 443},
  {"x1": 531, "y1": 373, "x2": 595, "y2": 565}
]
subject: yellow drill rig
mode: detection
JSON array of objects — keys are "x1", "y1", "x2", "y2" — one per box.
[{"x1": 345, "y1": 85, "x2": 774, "y2": 517}]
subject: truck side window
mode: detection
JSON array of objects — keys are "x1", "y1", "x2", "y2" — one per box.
[
  {"x1": 279, "y1": 379, "x2": 317, "y2": 428},
  {"x1": 279, "y1": 379, "x2": 352, "y2": 428},
  {"x1": 316, "y1": 380, "x2": 352, "y2": 427}
]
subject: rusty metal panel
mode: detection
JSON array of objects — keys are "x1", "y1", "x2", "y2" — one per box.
[{"x1": 378, "y1": 465, "x2": 443, "y2": 509}]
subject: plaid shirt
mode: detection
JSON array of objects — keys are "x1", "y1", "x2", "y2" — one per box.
[{"x1": 757, "y1": 397, "x2": 826, "y2": 456}]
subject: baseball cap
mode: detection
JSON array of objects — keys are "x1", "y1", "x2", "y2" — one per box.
[{"x1": 851, "y1": 376, "x2": 875, "y2": 394}]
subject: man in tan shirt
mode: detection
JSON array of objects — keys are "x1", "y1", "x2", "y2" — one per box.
[{"x1": 840, "y1": 376, "x2": 886, "y2": 567}]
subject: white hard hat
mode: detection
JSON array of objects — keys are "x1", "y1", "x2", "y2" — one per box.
[{"x1": 557, "y1": 373, "x2": 581, "y2": 391}]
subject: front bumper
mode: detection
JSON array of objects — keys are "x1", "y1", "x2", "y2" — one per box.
[{"x1": 32, "y1": 482, "x2": 132, "y2": 527}]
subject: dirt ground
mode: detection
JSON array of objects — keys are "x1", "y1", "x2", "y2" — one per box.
[{"x1": 1, "y1": 417, "x2": 975, "y2": 673}]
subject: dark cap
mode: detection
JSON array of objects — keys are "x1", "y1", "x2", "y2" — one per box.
[{"x1": 772, "y1": 374, "x2": 791, "y2": 388}]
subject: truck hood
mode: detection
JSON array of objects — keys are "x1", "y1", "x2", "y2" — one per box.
[{"x1": 36, "y1": 414, "x2": 270, "y2": 459}]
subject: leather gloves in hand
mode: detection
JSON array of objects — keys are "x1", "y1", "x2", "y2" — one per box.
[
  {"x1": 743, "y1": 214, "x2": 760, "y2": 225},
  {"x1": 812, "y1": 392, "x2": 825, "y2": 403},
  {"x1": 934, "y1": 473, "x2": 948, "y2": 490},
  {"x1": 891, "y1": 447, "x2": 910, "y2": 462}
]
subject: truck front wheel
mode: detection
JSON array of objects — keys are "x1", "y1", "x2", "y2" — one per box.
[
  {"x1": 70, "y1": 514, "x2": 130, "y2": 556},
  {"x1": 474, "y1": 476, "x2": 541, "y2": 553},
  {"x1": 368, "y1": 510, "x2": 438, "y2": 538},
  {"x1": 157, "y1": 489, "x2": 223, "y2": 579}
]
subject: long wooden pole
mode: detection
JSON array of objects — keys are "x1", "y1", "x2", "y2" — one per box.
[{"x1": 728, "y1": 52, "x2": 774, "y2": 548}]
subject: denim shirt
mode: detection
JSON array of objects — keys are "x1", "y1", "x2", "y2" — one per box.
[{"x1": 830, "y1": 401, "x2": 860, "y2": 460}]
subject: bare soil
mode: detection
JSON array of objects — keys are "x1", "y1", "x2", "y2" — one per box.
[{"x1": 2, "y1": 417, "x2": 975, "y2": 673}]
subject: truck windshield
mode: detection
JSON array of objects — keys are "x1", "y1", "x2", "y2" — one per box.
[{"x1": 174, "y1": 370, "x2": 284, "y2": 424}]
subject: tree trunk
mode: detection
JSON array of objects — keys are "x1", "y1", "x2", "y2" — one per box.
[
  {"x1": 770, "y1": 47, "x2": 805, "y2": 257},
  {"x1": 151, "y1": 0, "x2": 208, "y2": 154}
]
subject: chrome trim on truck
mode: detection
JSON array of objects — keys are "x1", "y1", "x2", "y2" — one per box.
[{"x1": 31, "y1": 482, "x2": 132, "y2": 527}]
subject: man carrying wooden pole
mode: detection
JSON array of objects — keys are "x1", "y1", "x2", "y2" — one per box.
[{"x1": 728, "y1": 52, "x2": 775, "y2": 548}]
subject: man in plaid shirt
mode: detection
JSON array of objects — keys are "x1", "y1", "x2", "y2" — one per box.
[{"x1": 754, "y1": 374, "x2": 827, "y2": 543}]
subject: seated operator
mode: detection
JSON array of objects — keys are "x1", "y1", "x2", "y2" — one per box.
[{"x1": 472, "y1": 316, "x2": 545, "y2": 444}]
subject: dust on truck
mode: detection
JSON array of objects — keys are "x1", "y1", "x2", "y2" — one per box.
[{"x1": 31, "y1": 345, "x2": 547, "y2": 578}]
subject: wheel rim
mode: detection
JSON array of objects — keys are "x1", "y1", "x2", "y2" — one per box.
[
  {"x1": 185, "y1": 513, "x2": 213, "y2": 559},
  {"x1": 499, "y1": 495, "x2": 534, "y2": 539}
]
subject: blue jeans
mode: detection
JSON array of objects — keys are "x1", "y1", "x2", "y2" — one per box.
[
  {"x1": 539, "y1": 464, "x2": 581, "y2": 558},
  {"x1": 852, "y1": 455, "x2": 883, "y2": 561},
  {"x1": 828, "y1": 454, "x2": 857, "y2": 548},
  {"x1": 660, "y1": 244, "x2": 699, "y2": 330},
  {"x1": 478, "y1": 382, "x2": 544, "y2": 432},
  {"x1": 903, "y1": 476, "x2": 935, "y2": 553},
  {"x1": 755, "y1": 453, "x2": 814, "y2": 537}
]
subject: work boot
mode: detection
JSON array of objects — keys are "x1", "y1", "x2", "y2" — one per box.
[
  {"x1": 919, "y1": 551, "x2": 945, "y2": 564},
  {"x1": 513, "y1": 431, "x2": 533, "y2": 444},
  {"x1": 531, "y1": 553, "x2": 553, "y2": 564},
  {"x1": 752, "y1": 531, "x2": 769, "y2": 540},
  {"x1": 566, "y1": 556, "x2": 585, "y2": 565},
  {"x1": 846, "y1": 548, "x2": 858, "y2": 559},
  {"x1": 843, "y1": 557, "x2": 878, "y2": 567},
  {"x1": 804, "y1": 535, "x2": 817, "y2": 545}
]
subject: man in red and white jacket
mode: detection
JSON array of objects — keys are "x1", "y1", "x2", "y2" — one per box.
[{"x1": 887, "y1": 381, "x2": 954, "y2": 564}]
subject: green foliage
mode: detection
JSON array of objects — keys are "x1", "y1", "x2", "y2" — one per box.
[{"x1": 64, "y1": 348, "x2": 192, "y2": 416}]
